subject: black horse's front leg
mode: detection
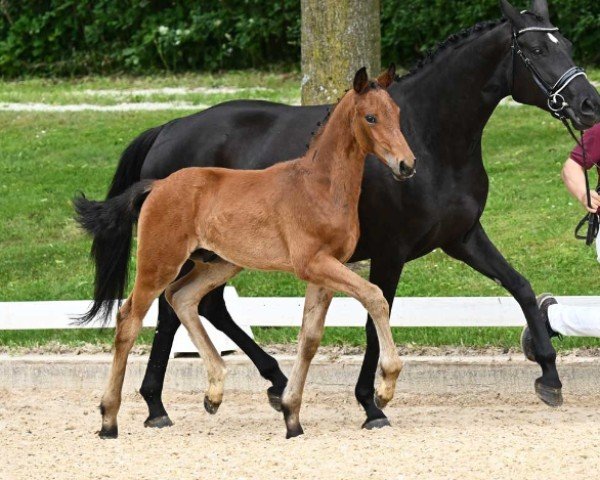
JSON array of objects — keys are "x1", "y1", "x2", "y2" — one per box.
[
  {"x1": 139, "y1": 293, "x2": 181, "y2": 428},
  {"x1": 355, "y1": 252, "x2": 404, "y2": 429},
  {"x1": 443, "y1": 222, "x2": 562, "y2": 406}
]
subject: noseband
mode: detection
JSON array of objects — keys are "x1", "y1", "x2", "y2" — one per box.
[
  {"x1": 511, "y1": 24, "x2": 599, "y2": 245},
  {"x1": 511, "y1": 26, "x2": 587, "y2": 120}
]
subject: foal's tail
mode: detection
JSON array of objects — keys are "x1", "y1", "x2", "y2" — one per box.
[{"x1": 73, "y1": 180, "x2": 155, "y2": 326}]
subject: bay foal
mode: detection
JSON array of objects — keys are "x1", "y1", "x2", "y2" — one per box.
[{"x1": 75, "y1": 66, "x2": 415, "y2": 438}]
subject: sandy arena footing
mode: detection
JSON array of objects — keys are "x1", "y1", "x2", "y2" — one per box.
[
  {"x1": 1, "y1": 355, "x2": 600, "y2": 479},
  {"x1": 1, "y1": 389, "x2": 600, "y2": 480}
]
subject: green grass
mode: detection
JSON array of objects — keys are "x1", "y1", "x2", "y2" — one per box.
[
  {"x1": 3, "y1": 327, "x2": 600, "y2": 352},
  {"x1": 1, "y1": 70, "x2": 600, "y2": 349},
  {"x1": 0, "y1": 71, "x2": 301, "y2": 106},
  {"x1": 252, "y1": 327, "x2": 600, "y2": 351}
]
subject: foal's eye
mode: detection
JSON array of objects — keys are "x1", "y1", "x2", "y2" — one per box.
[{"x1": 365, "y1": 114, "x2": 377, "y2": 124}]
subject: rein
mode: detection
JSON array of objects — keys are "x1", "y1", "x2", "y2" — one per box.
[
  {"x1": 511, "y1": 24, "x2": 599, "y2": 245},
  {"x1": 565, "y1": 122, "x2": 600, "y2": 245}
]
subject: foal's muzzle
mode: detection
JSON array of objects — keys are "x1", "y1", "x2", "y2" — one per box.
[{"x1": 393, "y1": 159, "x2": 417, "y2": 182}]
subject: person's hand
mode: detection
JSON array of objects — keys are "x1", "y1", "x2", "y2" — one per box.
[{"x1": 580, "y1": 189, "x2": 600, "y2": 213}]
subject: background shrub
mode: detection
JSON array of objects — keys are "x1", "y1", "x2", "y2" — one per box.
[
  {"x1": 0, "y1": 0, "x2": 597, "y2": 77},
  {"x1": 380, "y1": 0, "x2": 600, "y2": 67}
]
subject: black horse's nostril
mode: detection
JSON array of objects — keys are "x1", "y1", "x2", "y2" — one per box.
[{"x1": 580, "y1": 98, "x2": 595, "y2": 117}]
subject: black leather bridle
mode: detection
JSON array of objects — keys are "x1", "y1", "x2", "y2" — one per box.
[
  {"x1": 511, "y1": 24, "x2": 599, "y2": 245},
  {"x1": 511, "y1": 25, "x2": 587, "y2": 120}
]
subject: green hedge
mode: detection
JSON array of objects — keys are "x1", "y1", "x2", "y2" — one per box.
[
  {"x1": 381, "y1": 0, "x2": 600, "y2": 67},
  {"x1": 0, "y1": 0, "x2": 301, "y2": 76},
  {"x1": 0, "y1": 1, "x2": 597, "y2": 77}
]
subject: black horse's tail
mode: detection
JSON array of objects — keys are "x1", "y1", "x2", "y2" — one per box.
[
  {"x1": 74, "y1": 180, "x2": 155, "y2": 326},
  {"x1": 74, "y1": 125, "x2": 161, "y2": 326},
  {"x1": 106, "y1": 125, "x2": 162, "y2": 198}
]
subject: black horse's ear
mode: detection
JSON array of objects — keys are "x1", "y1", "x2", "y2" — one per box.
[
  {"x1": 377, "y1": 64, "x2": 396, "y2": 89},
  {"x1": 353, "y1": 67, "x2": 369, "y2": 94},
  {"x1": 530, "y1": 0, "x2": 549, "y2": 20},
  {"x1": 499, "y1": 0, "x2": 525, "y2": 29}
]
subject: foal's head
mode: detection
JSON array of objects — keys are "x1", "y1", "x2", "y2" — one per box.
[{"x1": 351, "y1": 66, "x2": 416, "y2": 181}]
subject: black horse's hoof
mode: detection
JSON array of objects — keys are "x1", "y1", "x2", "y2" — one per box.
[
  {"x1": 98, "y1": 426, "x2": 118, "y2": 439},
  {"x1": 361, "y1": 417, "x2": 391, "y2": 430},
  {"x1": 144, "y1": 415, "x2": 174, "y2": 429},
  {"x1": 267, "y1": 386, "x2": 283, "y2": 412},
  {"x1": 285, "y1": 425, "x2": 304, "y2": 439},
  {"x1": 535, "y1": 379, "x2": 563, "y2": 407},
  {"x1": 204, "y1": 395, "x2": 221, "y2": 415},
  {"x1": 374, "y1": 394, "x2": 389, "y2": 410}
]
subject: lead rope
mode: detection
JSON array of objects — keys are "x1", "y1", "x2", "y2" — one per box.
[{"x1": 564, "y1": 119, "x2": 600, "y2": 245}]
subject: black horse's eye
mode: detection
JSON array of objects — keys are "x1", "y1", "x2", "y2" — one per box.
[
  {"x1": 365, "y1": 114, "x2": 377, "y2": 124},
  {"x1": 532, "y1": 47, "x2": 543, "y2": 55}
]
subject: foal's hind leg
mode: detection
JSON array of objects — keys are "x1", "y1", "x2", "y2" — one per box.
[
  {"x1": 165, "y1": 260, "x2": 241, "y2": 414},
  {"x1": 281, "y1": 283, "x2": 333, "y2": 438},
  {"x1": 99, "y1": 236, "x2": 190, "y2": 438},
  {"x1": 199, "y1": 286, "x2": 288, "y2": 411},
  {"x1": 99, "y1": 289, "x2": 158, "y2": 438}
]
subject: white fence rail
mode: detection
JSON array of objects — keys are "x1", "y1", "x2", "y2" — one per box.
[
  {"x1": 3, "y1": 287, "x2": 600, "y2": 329},
  {"x1": 2, "y1": 288, "x2": 599, "y2": 355}
]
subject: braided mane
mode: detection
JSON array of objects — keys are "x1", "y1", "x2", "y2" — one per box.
[
  {"x1": 308, "y1": 17, "x2": 521, "y2": 146},
  {"x1": 395, "y1": 18, "x2": 508, "y2": 83}
]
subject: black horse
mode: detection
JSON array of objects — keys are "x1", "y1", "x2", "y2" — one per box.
[{"x1": 90, "y1": 0, "x2": 600, "y2": 430}]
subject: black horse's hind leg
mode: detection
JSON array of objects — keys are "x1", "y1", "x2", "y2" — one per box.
[
  {"x1": 355, "y1": 252, "x2": 404, "y2": 429},
  {"x1": 140, "y1": 293, "x2": 181, "y2": 428},
  {"x1": 199, "y1": 285, "x2": 288, "y2": 411},
  {"x1": 443, "y1": 223, "x2": 562, "y2": 406},
  {"x1": 140, "y1": 286, "x2": 289, "y2": 427}
]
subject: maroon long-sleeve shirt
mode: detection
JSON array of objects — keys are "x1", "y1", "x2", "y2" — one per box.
[{"x1": 571, "y1": 123, "x2": 600, "y2": 169}]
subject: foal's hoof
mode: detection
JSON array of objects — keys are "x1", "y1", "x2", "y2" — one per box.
[
  {"x1": 361, "y1": 417, "x2": 391, "y2": 430},
  {"x1": 535, "y1": 379, "x2": 563, "y2": 407},
  {"x1": 285, "y1": 425, "x2": 304, "y2": 439},
  {"x1": 204, "y1": 396, "x2": 221, "y2": 415},
  {"x1": 267, "y1": 386, "x2": 283, "y2": 412},
  {"x1": 98, "y1": 426, "x2": 118, "y2": 439},
  {"x1": 374, "y1": 394, "x2": 390, "y2": 410},
  {"x1": 144, "y1": 415, "x2": 174, "y2": 429}
]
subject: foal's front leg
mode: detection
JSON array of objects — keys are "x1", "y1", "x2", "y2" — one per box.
[
  {"x1": 304, "y1": 255, "x2": 402, "y2": 410},
  {"x1": 281, "y1": 283, "x2": 333, "y2": 438}
]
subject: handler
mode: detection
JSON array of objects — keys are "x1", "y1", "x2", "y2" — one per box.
[{"x1": 521, "y1": 123, "x2": 600, "y2": 361}]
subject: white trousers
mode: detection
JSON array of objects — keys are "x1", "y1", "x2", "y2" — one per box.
[{"x1": 548, "y1": 304, "x2": 600, "y2": 337}]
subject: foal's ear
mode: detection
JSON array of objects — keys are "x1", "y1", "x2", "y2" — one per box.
[
  {"x1": 377, "y1": 64, "x2": 396, "y2": 89},
  {"x1": 353, "y1": 67, "x2": 369, "y2": 94}
]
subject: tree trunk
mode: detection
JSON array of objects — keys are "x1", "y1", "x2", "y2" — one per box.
[{"x1": 301, "y1": 0, "x2": 381, "y2": 106}]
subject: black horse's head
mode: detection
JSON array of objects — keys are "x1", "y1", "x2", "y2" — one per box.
[{"x1": 501, "y1": 0, "x2": 600, "y2": 129}]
